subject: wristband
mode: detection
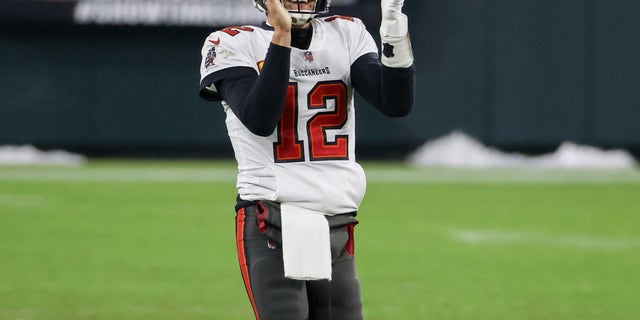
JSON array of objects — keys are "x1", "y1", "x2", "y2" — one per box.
[{"x1": 380, "y1": 11, "x2": 413, "y2": 68}]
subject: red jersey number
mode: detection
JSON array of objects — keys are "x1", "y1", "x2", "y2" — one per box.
[
  {"x1": 220, "y1": 26, "x2": 254, "y2": 36},
  {"x1": 274, "y1": 81, "x2": 349, "y2": 162}
]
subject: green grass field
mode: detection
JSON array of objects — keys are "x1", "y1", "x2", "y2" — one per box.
[{"x1": 1, "y1": 161, "x2": 640, "y2": 319}]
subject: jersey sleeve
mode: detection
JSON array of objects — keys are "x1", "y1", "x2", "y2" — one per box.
[
  {"x1": 344, "y1": 17, "x2": 378, "y2": 65},
  {"x1": 199, "y1": 28, "x2": 261, "y2": 101}
]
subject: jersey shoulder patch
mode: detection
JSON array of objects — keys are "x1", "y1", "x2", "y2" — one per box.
[{"x1": 201, "y1": 25, "x2": 271, "y2": 74}]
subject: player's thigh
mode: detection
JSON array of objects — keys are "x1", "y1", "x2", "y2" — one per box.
[
  {"x1": 306, "y1": 256, "x2": 363, "y2": 320},
  {"x1": 239, "y1": 207, "x2": 309, "y2": 320},
  {"x1": 249, "y1": 258, "x2": 309, "y2": 320},
  {"x1": 330, "y1": 257, "x2": 363, "y2": 320}
]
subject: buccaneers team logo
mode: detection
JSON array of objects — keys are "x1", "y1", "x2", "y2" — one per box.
[{"x1": 204, "y1": 47, "x2": 217, "y2": 68}]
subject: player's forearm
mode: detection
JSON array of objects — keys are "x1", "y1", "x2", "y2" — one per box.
[
  {"x1": 271, "y1": 30, "x2": 292, "y2": 48},
  {"x1": 380, "y1": 64, "x2": 415, "y2": 117},
  {"x1": 351, "y1": 53, "x2": 414, "y2": 117},
  {"x1": 219, "y1": 43, "x2": 291, "y2": 136},
  {"x1": 266, "y1": 0, "x2": 292, "y2": 48}
]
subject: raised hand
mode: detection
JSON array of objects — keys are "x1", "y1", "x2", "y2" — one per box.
[
  {"x1": 381, "y1": 0, "x2": 404, "y2": 15},
  {"x1": 379, "y1": 0, "x2": 413, "y2": 68},
  {"x1": 380, "y1": 0, "x2": 407, "y2": 38},
  {"x1": 266, "y1": 0, "x2": 292, "y2": 33}
]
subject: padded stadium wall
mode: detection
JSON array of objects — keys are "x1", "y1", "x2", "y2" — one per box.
[{"x1": 1, "y1": 0, "x2": 639, "y2": 158}]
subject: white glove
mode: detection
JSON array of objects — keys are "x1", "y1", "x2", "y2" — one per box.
[
  {"x1": 380, "y1": 0, "x2": 413, "y2": 68},
  {"x1": 381, "y1": 0, "x2": 404, "y2": 20}
]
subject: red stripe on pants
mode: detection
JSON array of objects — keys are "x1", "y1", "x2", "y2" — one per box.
[{"x1": 236, "y1": 208, "x2": 261, "y2": 320}]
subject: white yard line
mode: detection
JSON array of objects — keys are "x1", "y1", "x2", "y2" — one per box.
[
  {"x1": 0, "y1": 168, "x2": 237, "y2": 183},
  {"x1": 450, "y1": 228, "x2": 640, "y2": 251},
  {"x1": 0, "y1": 166, "x2": 639, "y2": 183}
]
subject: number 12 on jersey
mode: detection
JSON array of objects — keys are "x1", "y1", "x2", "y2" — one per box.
[{"x1": 274, "y1": 80, "x2": 349, "y2": 163}]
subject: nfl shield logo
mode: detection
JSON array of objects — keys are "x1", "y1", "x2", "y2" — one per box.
[{"x1": 304, "y1": 51, "x2": 314, "y2": 62}]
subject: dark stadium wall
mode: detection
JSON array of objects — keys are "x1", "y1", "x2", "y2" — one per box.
[
  {"x1": 405, "y1": 0, "x2": 640, "y2": 155},
  {"x1": 1, "y1": 0, "x2": 639, "y2": 158}
]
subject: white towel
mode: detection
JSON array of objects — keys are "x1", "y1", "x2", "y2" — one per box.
[{"x1": 280, "y1": 203, "x2": 332, "y2": 281}]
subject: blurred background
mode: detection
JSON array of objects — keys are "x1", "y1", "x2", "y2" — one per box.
[{"x1": 1, "y1": 0, "x2": 639, "y2": 160}]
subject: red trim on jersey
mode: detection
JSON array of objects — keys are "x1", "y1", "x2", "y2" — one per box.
[{"x1": 236, "y1": 208, "x2": 261, "y2": 320}]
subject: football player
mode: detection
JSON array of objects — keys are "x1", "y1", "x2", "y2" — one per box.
[{"x1": 198, "y1": 0, "x2": 414, "y2": 319}]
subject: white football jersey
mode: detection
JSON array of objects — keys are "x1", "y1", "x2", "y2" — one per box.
[{"x1": 200, "y1": 16, "x2": 378, "y2": 214}]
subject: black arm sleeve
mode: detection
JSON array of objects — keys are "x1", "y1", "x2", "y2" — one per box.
[
  {"x1": 212, "y1": 43, "x2": 291, "y2": 137},
  {"x1": 351, "y1": 52, "x2": 415, "y2": 117}
]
